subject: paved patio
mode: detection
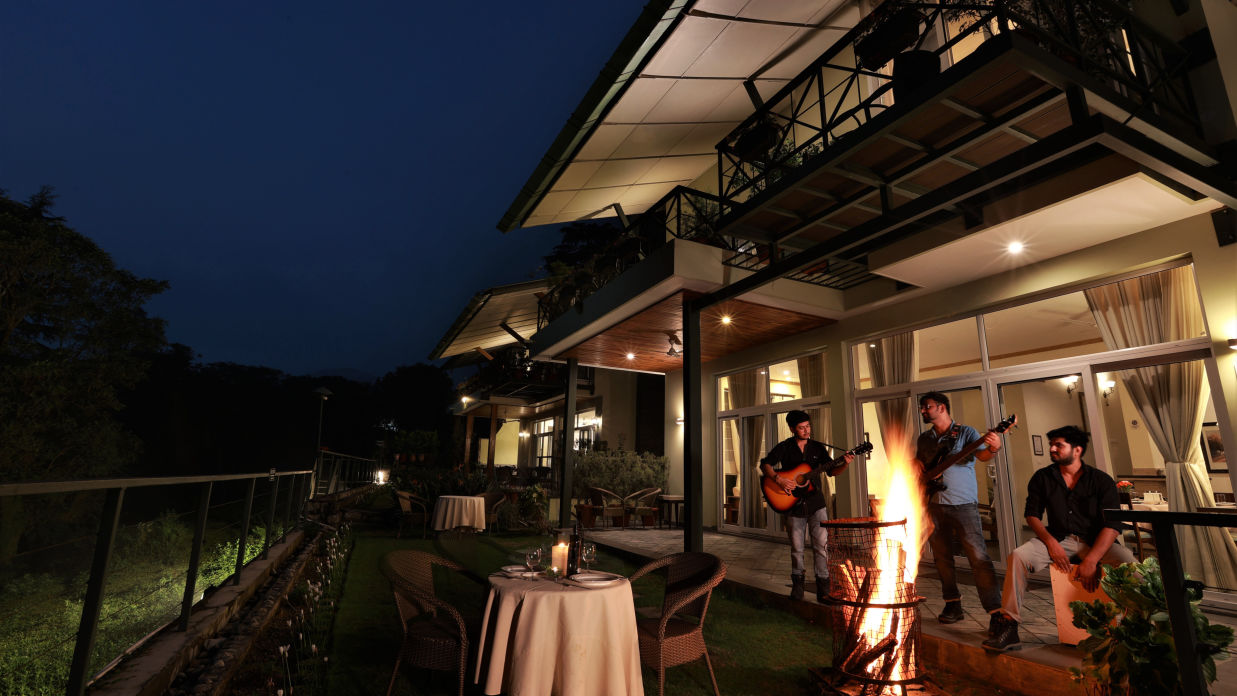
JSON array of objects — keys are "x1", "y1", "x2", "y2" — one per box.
[{"x1": 584, "y1": 526, "x2": 1237, "y2": 696}]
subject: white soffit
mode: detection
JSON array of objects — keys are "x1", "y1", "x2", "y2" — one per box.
[
  {"x1": 871, "y1": 174, "x2": 1224, "y2": 290},
  {"x1": 524, "y1": 0, "x2": 854, "y2": 228}
]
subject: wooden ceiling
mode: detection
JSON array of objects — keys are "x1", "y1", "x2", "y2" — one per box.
[{"x1": 558, "y1": 291, "x2": 833, "y2": 373}]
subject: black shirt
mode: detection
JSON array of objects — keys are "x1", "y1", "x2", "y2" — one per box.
[
  {"x1": 1023, "y1": 462, "x2": 1122, "y2": 542},
  {"x1": 760, "y1": 437, "x2": 834, "y2": 517}
]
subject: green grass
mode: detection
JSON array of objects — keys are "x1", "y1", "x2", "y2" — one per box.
[{"x1": 327, "y1": 531, "x2": 837, "y2": 696}]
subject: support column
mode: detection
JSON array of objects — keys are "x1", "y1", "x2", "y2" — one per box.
[
  {"x1": 558, "y1": 358, "x2": 578, "y2": 529},
  {"x1": 487, "y1": 404, "x2": 498, "y2": 481},
  {"x1": 463, "y1": 412, "x2": 475, "y2": 473},
  {"x1": 683, "y1": 298, "x2": 704, "y2": 552}
]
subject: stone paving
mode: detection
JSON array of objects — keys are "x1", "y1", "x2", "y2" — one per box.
[{"x1": 584, "y1": 526, "x2": 1237, "y2": 695}]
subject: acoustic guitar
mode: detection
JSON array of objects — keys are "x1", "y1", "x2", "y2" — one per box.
[
  {"x1": 921, "y1": 414, "x2": 1017, "y2": 497},
  {"x1": 761, "y1": 442, "x2": 874, "y2": 513}
]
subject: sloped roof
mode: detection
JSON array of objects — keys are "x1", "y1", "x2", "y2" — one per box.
[
  {"x1": 499, "y1": 0, "x2": 856, "y2": 231},
  {"x1": 428, "y1": 279, "x2": 547, "y2": 360}
]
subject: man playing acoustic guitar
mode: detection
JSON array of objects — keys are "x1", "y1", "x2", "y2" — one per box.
[
  {"x1": 914, "y1": 392, "x2": 1004, "y2": 634},
  {"x1": 759, "y1": 410, "x2": 854, "y2": 602}
]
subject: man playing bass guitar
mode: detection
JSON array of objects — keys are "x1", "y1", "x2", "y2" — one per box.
[
  {"x1": 759, "y1": 410, "x2": 854, "y2": 602},
  {"x1": 914, "y1": 392, "x2": 1004, "y2": 636}
]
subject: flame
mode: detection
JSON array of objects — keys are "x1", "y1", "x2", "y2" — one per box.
[{"x1": 844, "y1": 429, "x2": 928, "y2": 688}]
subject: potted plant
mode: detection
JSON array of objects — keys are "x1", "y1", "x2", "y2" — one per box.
[{"x1": 1069, "y1": 557, "x2": 1233, "y2": 696}]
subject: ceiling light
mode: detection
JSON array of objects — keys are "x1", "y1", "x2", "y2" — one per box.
[
  {"x1": 1008, "y1": 241, "x2": 1024, "y2": 254},
  {"x1": 783, "y1": 370, "x2": 790, "y2": 376},
  {"x1": 721, "y1": 315, "x2": 732, "y2": 325},
  {"x1": 869, "y1": 343, "x2": 876, "y2": 348},
  {"x1": 626, "y1": 352, "x2": 635, "y2": 360}
]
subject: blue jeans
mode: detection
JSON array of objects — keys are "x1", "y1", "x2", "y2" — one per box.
[
  {"x1": 788, "y1": 506, "x2": 830, "y2": 579},
  {"x1": 928, "y1": 502, "x2": 1001, "y2": 612}
]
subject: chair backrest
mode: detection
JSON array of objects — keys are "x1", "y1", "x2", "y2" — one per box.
[
  {"x1": 482, "y1": 490, "x2": 506, "y2": 512},
  {"x1": 627, "y1": 487, "x2": 661, "y2": 506},
  {"x1": 1215, "y1": 492, "x2": 1235, "y2": 504},
  {"x1": 591, "y1": 487, "x2": 620, "y2": 507},
  {"x1": 384, "y1": 550, "x2": 464, "y2": 597},
  {"x1": 635, "y1": 552, "x2": 726, "y2": 623}
]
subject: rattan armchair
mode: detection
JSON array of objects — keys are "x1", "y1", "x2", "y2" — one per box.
[
  {"x1": 625, "y1": 487, "x2": 662, "y2": 527},
  {"x1": 590, "y1": 487, "x2": 627, "y2": 527},
  {"x1": 394, "y1": 490, "x2": 427, "y2": 539},
  {"x1": 481, "y1": 490, "x2": 508, "y2": 533},
  {"x1": 382, "y1": 550, "x2": 471, "y2": 696},
  {"x1": 629, "y1": 552, "x2": 727, "y2": 696}
]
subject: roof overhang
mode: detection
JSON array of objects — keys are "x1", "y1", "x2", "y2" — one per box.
[
  {"x1": 499, "y1": 0, "x2": 858, "y2": 231},
  {"x1": 428, "y1": 279, "x2": 547, "y2": 361}
]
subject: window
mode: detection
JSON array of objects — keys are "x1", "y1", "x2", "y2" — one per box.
[
  {"x1": 574, "y1": 409, "x2": 598, "y2": 451},
  {"x1": 533, "y1": 418, "x2": 554, "y2": 467}
]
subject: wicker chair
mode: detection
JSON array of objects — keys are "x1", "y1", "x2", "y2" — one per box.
[
  {"x1": 625, "y1": 487, "x2": 662, "y2": 527},
  {"x1": 591, "y1": 487, "x2": 627, "y2": 527},
  {"x1": 382, "y1": 551, "x2": 471, "y2": 696},
  {"x1": 394, "y1": 490, "x2": 427, "y2": 539},
  {"x1": 481, "y1": 490, "x2": 508, "y2": 533},
  {"x1": 629, "y1": 552, "x2": 727, "y2": 696}
]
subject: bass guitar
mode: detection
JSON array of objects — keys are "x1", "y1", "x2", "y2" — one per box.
[
  {"x1": 762, "y1": 442, "x2": 874, "y2": 513},
  {"x1": 921, "y1": 414, "x2": 1017, "y2": 497}
]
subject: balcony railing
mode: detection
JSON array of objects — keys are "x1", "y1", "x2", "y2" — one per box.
[{"x1": 715, "y1": 0, "x2": 1200, "y2": 213}]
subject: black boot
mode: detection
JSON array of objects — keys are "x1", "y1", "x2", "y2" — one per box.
[
  {"x1": 816, "y1": 577, "x2": 828, "y2": 603},
  {"x1": 983, "y1": 615, "x2": 1021, "y2": 651},
  {"x1": 937, "y1": 600, "x2": 964, "y2": 623},
  {"x1": 791, "y1": 574, "x2": 805, "y2": 601}
]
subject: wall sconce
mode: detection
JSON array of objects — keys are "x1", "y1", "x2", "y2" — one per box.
[
  {"x1": 1229, "y1": 338, "x2": 1237, "y2": 350},
  {"x1": 519, "y1": 431, "x2": 529, "y2": 438},
  {"x1": 1062, "y1": 375, "x2": 1079, "y2": 398},
  {"x1": 674, "y1": 416, "x2": 684, "y2": 425},
  {"x1": 1101, "y1": 379, "x2": 1116, "y2": 405}
]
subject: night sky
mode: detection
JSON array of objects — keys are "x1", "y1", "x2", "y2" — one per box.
[{"x1": 3, "y1": 1, "x2": 644, "y2": 379}]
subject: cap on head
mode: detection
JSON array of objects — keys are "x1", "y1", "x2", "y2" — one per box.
[{"x1": 786, "y1": 410, "x2": 810, "y2": 429}]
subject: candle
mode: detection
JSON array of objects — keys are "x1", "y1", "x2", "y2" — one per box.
[{"x1": 552, "y1": 543, "x2": 569, "y2": 576}]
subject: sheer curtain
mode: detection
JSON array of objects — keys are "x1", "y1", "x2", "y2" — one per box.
[
  {"x1": 743, "y1": 415, "x2": 766, "y2": 525},
  {"x1": 1085, "y1": 267, "x2": 1237, "y2": 588},
  {"x1": 797, "y1": 353, "x2": 825, "y2": 399},
  {"x1": 868, "y1": 332, "x2": 919, "y2": 460}
]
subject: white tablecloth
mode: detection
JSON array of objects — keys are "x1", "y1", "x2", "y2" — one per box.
[
  {"x1": 431, "y1": 495, "x2": 486, "y2": 531},
  {"x1": 475, "y1": 574, "x2": 644, "y2": 696}
]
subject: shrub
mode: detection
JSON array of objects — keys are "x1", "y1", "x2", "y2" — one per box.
[{"x1": 573, "y1": 450, "x2": 668, "y2": 499}]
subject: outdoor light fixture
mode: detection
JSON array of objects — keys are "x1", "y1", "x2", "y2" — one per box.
[
  {"x1": 1229, "y1": 338, "x2": 1237, "y2": 350},
  {"x1": 626, "y1": 352, "x2": 635, "y2": 360},
  {"x1": 461, "y1": 396, "x2": 470, "y2": 404},
  {"x1": 1008, "y1": 241, "x2": 1024, "y2": 254},
  {"x1": 869, "y1": 343, "x2": 877, "y2": 348},
  {"x1": 665, "y1": 332, "x2": 682, "y2": 357},
  {"x1": 675, "y1": 416, "x2": 684, "y2": 425},
  {"x1": 721, "y1": 315, "x2": 732, "y2": 325},
  {"x1": 519, "y1": 431, "x2": 529, "y2": 438}
]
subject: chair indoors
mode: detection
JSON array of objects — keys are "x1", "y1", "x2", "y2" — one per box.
[
  {"x1": 1118, "y1": 491, "x2": 1156, "y2": 561},
  {"x1": 629, "y1": 551, "x2": 727, "y2": 696},
  {"x1": 626, "y1": 487, "x2": 662, "y2": 528},
  {"x1": 394, "y1": 490, "x2": 427, "y2": 539}
]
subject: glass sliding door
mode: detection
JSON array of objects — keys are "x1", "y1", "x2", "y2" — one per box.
[{"x1": 996, "y1": 374, "x2": 1088, "y2": 546}]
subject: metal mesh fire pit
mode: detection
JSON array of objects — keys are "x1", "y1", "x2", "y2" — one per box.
[{"x1": 817, "y1": 517, "x2": 926, "y2": 696}]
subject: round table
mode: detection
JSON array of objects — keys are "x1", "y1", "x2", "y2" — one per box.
[
  {"x1": 475, "y1": 573, "x2": 643, "y2": 696},
  {"x1": 431, "y1": 494, "x2": 486, "y2": 531}
]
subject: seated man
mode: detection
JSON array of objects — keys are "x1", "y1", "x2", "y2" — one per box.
[{"x1": 984, "y1": 425, "x2": 1135, "y2": 651}]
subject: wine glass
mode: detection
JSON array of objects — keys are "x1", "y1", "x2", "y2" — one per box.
[
  {"x1": 524, "y1": 547, "x2": 542, "y2": 573},
  {"x1": 581, "y1": 543, "x2": 596, "y2": 572}
]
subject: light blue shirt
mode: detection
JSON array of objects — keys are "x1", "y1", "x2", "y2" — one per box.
[{"x1": 916, "y1": 423, "x2": 984, "y2": 506}]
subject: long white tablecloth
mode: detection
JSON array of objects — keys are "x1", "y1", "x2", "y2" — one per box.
[
  {"x1": 475, "y1": 574, "x2": 643, "y2": 696},
  {"x1": 431, "y1": 495, "x2": 486, "y2": 531}
]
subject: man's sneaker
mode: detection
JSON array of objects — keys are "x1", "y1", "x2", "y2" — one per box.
[
  {"x1": 937, "y1": 600, "x2": 964, "y2": 624},
  {"x1": 982, "y1": 617, "x2": 1021, "y2": 651},
  {"x1": 988, "y1": 612, "x2": 1003, "y2": 637}
]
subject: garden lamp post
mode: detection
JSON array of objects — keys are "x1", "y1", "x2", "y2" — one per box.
[{"x1": 312, "y1": 387, "x2": 332, "y2": 496}]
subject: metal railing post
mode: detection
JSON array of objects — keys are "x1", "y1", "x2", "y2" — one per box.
[
  {"x1": 281, "y1": 476, "x2": 294, "y2": 540},
  {"x1": 261, "y1": 476, "x2": 280, "y2": 560},
  {"x1": 67, "y1": 486, "x2": 124, "y2": 696},
  {"x1": 233, "y1": 478, "x2": 256, "y2": 585},
  {"x1": 1150, "y1": 521, "x2": 1206, "y2": 696},
  {"x1": 179, "y1": 482, "x2": 213, "y2": 631}
]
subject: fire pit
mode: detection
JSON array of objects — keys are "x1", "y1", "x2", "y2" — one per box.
[{"x1": 815, "y1": 516, "x2": 932, "y2": 696}]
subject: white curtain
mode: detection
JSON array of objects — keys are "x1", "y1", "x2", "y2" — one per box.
[
  {"x1": 1085, "y1": 267, "x2": 1237, "y2": 588},
  {"x1": 744, "y1": 415, "x2": 766, "y2": 525},
  {"x1": 868, "y1": 332, "x2": 919, "y2": 460}
]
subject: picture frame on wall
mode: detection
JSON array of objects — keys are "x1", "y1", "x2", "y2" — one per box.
[
  {"x1": 1032, "y1": 435, "x2": 1044, "y2": 456},
  {"x1": 1202, "y1": 422, "x2": 1227, "y2": 473}
]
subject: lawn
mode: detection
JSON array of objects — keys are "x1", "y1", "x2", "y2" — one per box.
[{"x1": 326, "y1": 530, "x2": 837, "y2": 696}]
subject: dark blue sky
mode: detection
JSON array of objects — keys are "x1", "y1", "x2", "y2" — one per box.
[{"x1": 3, "y1": 1, "x2": 643, "y2": 378}]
